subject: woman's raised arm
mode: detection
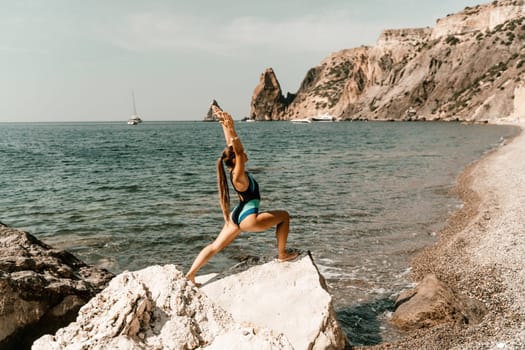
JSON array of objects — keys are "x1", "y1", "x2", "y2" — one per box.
[
  {"x1": 212, "y1": 106, "x2": 245, "y2": 154},
  {"x1": 212, "y1": 106, "x2": 249, "y2": 190}
]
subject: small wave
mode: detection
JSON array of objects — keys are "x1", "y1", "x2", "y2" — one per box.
[
  {"x1": 395, "y1": 267, "x2": 412, "y2": 278},
  {"x1": 95, "y1": 184, "x2": 141, "y2": 192},
  {"x1": 316, "y1": 263, "x2": 356, "y2": 279}
]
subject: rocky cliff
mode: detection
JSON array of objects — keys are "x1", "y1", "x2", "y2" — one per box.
[
  {"x1": 250, "y1": 0, "x2": 525, "y2": 122},
  {"x1": 249, "y1": 68, "x2": 294, "y2": 121}
]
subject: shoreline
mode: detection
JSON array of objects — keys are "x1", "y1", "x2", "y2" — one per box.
[{"x1": 360, "y1": 121, "x2": 525, "y2": 349}]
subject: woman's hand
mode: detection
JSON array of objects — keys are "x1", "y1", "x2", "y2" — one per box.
[
  {"x1": 212, "y1": 106, "x2": 235, "y2": 129},
  {"x1": 213, "y1": 105, "x2": 241, "y2": 148}
]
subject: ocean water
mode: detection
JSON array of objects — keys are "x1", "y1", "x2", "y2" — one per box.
[{"x1": 0, "y1": 121, "x2": 518, "y2": 345}]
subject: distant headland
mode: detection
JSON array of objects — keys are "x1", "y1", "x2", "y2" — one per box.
[{"x1": 207, "y1": 0, "x2": 525, "y2": 123}]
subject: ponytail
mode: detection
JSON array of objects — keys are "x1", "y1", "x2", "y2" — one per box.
[{"x1": 217, "y1": 157, "x2": 230, "y2": 222}]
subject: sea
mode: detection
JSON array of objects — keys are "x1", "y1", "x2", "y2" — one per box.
[{"x1": 0, "y1": 121, "x2": 518, "y2": 345}]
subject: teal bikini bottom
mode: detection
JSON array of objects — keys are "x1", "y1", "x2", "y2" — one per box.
[{"x1": 231, "y1": 199, "x2": 260, "y2": 225}]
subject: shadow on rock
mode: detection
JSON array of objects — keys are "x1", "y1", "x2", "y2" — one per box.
[{"x1": 1, "y1": 305, "x2": 80, "y2": 350}]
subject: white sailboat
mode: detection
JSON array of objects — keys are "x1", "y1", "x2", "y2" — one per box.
[{"x1": 127, "y1": 90, "x2": 143, "y2": 125}]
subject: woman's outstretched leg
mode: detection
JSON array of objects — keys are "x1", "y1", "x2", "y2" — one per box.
[
  {"x1": 240, "y1": 210, "x2": 299, "y2": 261},
  {"x1": 185, "y1": 221, "x2": 241, "y2": 285}
]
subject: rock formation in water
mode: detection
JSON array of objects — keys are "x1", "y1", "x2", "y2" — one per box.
[
  {"x1": 249, "y1": 68, "x2": 293, "y2": 121},
  {"x1": 250, "y1": 0, "x2": 525, "y2": 122},
  {"x1": 0, "y1": 223, "x2": 113, "y2": 350},
  {"x1": 203, "y1": 99, "x2": 222, "y2": 121},
  {"x1": 34, "y1": 256, "x2": 347, "y2": 349}
]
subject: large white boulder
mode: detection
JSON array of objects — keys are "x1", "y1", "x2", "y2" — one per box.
[
  {"x1": 32, "y1": 265, "x2": 293, "y2": 349},
  {"x1": 200, "y1": 252, "x2": 347, "y2": 350}
]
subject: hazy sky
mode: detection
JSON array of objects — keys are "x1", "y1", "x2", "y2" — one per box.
[{"x1": 1, "y1": 0, "x2": 483, "y2": 122}]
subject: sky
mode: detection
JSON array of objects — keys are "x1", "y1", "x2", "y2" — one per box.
[{"x1": 1, "y1": 0, "x2": 484, "y2": 122}]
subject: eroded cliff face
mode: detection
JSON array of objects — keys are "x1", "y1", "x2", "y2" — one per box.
[
  {"x1": 251, "y1": 0, "x2": 525, "y2": 122},
  {"x1": 249, "y1": 68, "x2": 290, "y2": 121}
]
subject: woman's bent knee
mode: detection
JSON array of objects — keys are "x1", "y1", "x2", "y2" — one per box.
[{"x1": 277, "y1": 210, "x2": 289, "y2": 223}]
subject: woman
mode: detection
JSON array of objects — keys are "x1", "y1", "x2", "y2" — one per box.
[{"x1": 185, "y1": 106, "x2": 299, "y2": 285}]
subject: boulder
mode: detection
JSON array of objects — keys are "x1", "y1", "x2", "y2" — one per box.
[
  {"x1": 200, "y1": 252, "x2": 348, "y2": 350},
  {"x1": 33, "y1": 265, "x2": 294, "y2": 349},
  {"x1": 0, "y1": 223, "x2": 113, "y2": 350},
  {"x1": 391, "y1": 274, "x2": 486, "y2": 331}
]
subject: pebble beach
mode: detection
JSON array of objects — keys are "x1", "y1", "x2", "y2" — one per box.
[{"x1": 361, "y1": 121, "x2": 525, "y2": 350}]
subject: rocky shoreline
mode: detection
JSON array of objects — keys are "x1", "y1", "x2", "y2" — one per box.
[
  {"x1": 2, "y1": 121, "x2": 524, "y2": 349},
  {"x1": 360, "y1": 121, "x2": 525, "y2": 349},
  {"x1": 0, "y1": 222, "x2": 347, "y2": 349}
]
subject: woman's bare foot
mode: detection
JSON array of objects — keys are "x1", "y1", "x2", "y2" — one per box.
[
  {"x1": 185, "y1": 273, "x2": 202, "y2": 287},
  {"x1": 277, "y1": 251, "x2": 300, "y2": 262}
]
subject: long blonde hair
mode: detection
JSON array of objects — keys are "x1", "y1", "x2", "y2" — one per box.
[{"x1": 217, "y1": 146, "x2": 235, "y2": 221}]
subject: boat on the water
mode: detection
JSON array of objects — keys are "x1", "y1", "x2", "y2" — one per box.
[
  {"x1": 290, "y1": 118, "x2": 312, "y2": 124},
  {"x1": 127, "y1": 117, "x2": 141, "y2": 125},
  {"x1": 127, "y1": 90, "x2": 143, "y2": 125},
  {"x1": 311, "y1": 114, "x2": 335, "y2": 122}
]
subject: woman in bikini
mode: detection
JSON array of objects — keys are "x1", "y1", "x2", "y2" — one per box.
[{"x1": 185, "y1": 106, "x2": 299, "y2": 284}]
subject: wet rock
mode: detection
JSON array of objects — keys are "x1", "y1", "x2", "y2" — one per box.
[{"x1": 0, "y1": 223, "x2": 113, "y2": 349}]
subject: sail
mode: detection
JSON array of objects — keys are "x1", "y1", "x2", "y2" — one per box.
[{"x1": 128, "y1": 89, "x2": 143, "y2": 124}]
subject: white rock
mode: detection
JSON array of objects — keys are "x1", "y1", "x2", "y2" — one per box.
[
  {"x1": 205, "y1": 327, "x2": 294, "y2": 350},
  {"x1": 201, "y1": 253, "x2": 347, "y2": 350},
  {"x1": 32, "y1": 265, "x2": 293, "y2": 350}
]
